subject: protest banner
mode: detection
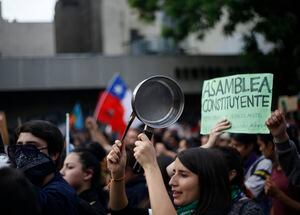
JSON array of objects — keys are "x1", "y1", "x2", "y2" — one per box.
[
  {"x1": 0, "y1": 112, "x2": 9, "y2": 146},
  {"x1": 278, "y1": 95, "x2": 298, "y2": 112},
  {"x1": 200, "y1": 73, "x2": 273, "y2": 134}
]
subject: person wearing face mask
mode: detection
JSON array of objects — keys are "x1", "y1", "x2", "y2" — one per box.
[
  {"x1": 107, "y1": 134, "x2": 231, "y2": 215},
  {"x1": 7, "y1": 120, "x2": 79, "y2": 215}
]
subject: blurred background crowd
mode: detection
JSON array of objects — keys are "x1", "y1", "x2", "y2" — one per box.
[{"x1": 1, "y1": 0, "x2": 300, "y2": 215}]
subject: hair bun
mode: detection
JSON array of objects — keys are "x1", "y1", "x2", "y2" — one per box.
[{"x1": 75, "y1": 141, "x2": 106, "y2": 161}]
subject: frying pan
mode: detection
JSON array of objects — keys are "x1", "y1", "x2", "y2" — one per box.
[{"x1": 121, "y1": 75, "x2": 184, "y2": 173}]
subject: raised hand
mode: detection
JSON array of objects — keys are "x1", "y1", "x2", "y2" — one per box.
[
  {"x1": 265, "y1": 110, "x2": 289, "y2": 142},
  {"x1": 107, "y1": 140, "x2": 126, "y2": 179},
  {"x1": 203, "y1": 119, "x2": 231, "y2": 148},
  {"x1": 85, "y1": 116, "x2": 98, "y2": 131},
  {"x1": 134, "y1": 133, "x2": 158, "y2": 170}
]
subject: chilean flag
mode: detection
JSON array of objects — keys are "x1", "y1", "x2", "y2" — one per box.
[{"x1": 94, "y1": 74, "x2": 133, "y2": 137}]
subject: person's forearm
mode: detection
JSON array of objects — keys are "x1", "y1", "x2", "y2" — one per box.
[
  {"x1": 276, "y1": 190, "x2": 300, "y2": 211},
  {"x1": 275, "y1": 140, "x2": 300, "y2": 187},
  {"x1": 109, "y1": 177, "x2": 128, "y2": 210},
  {"x1": 273, "y1": 131, "x2": 289, "y2": 143},
  {"x1": 89, "y1": 129, "x2": 112, "y2": 152},
  {"x1": 201, "y1": 134, "x2": 218, "y2": 148},
  {"x1": 201, "y1": 139, "x2": 214, "y2": 148},
  {"x1": 144, "y1": 163, "x2": 176, "y2": 215}
]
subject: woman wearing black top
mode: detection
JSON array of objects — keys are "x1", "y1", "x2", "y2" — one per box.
[{"x1": 60, "y1": 143, "x2": 107, "y2": 214}]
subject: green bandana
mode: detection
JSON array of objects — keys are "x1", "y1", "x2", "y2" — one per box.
[
  {"x1": 176, "y1": 201, "x2": 198, "y2": 215},
  {"x1": 230, "y1": 185, "x2": 245, "y2": 203}
]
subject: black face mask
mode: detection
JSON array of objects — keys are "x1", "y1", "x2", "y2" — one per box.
[{"x1": 8, "y1": 144, "x2": 56, "y2": 186}]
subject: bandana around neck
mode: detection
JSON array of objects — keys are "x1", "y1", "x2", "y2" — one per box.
[
  {"x1": 230, "y1": 185, "x2": 246, "y2": 203},
  {"x1": 8, "y1": 144, "x2": 56, "y2": 186},
  {"x1": 177, "y1": 201, "x2": 198, "y2": 215}
]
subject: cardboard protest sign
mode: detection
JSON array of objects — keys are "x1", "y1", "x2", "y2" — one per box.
[
  {"x1": 0, "y1": 112, "x2": 9, "y2": 146},
  {"x1": 201, "y1": 73, "x2": 273, "y2": 134},
  {"x1": 278, "y1": 95, "x2": 298, "y2": 112}
]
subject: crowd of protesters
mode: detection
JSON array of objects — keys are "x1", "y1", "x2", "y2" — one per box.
[{"x1": 0, "y1": 108, "x2": 300, "y2": 215}]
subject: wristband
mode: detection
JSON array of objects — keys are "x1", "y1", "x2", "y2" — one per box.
[{"x1": 111, "y1": 175, "x2": 125, "y2": 182}]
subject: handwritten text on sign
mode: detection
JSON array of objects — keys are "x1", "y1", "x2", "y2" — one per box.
[{"x1": 201, "y1": 73, "x2": 273, "y2": 134}]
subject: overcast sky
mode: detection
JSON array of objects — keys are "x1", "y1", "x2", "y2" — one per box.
[{"x1": 1, "y1": 0, "x2": 56, "y2": 22}]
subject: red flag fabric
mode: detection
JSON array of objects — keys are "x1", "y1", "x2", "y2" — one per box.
[{"x1": 94, "y1": 75, "x2": 131, "y2": 137}]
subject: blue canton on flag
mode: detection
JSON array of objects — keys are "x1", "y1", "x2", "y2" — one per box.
[{"x1": 107, "y1": 75, "x2": 127, "y2": 100}]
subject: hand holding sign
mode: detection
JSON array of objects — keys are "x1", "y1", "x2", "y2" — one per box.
[
  {"x1": 202, "y1": 119, "x2": 231, "y2": 148},
  {"x1": 201, "y1": 73, "x2": 273, "y2": 134}
]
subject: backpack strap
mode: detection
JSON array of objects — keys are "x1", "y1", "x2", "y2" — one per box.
[{"x1": 250, "y1": 157, "x2": 264, "y2": 176}]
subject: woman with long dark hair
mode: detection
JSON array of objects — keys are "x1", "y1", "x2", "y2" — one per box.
[
  {"x1": 213, "y1": 146, "x2": 263, "y2": 215},
  {"x1": 107, "y1": 134, "x2": 230, "y2": 215}
]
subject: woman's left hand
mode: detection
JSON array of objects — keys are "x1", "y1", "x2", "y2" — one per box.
[
  {"x1": 202, "y1": 119, "x2": 231, "y2": 148},
  {"x1": 133, "y1": 133, "x2": 158, "y2": 170},
  {"x1": 264, "y1": 177, "x2": 281, "y2": 198}
]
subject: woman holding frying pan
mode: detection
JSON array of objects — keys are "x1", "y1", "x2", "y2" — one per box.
[{"x1": 107, "y1": 134, "x2": 230, "y2": 215}]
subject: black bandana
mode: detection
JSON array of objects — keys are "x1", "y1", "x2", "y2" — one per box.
[{"x1": 8, "y1": 144, "x2": 55, "y2": 186}]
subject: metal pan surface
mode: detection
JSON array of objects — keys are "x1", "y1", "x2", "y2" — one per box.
[{"x1": 132, "y1": 76, "x2": 184, "y2": 128}]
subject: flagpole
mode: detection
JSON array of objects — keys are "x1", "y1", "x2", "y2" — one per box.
[{"x1": 66, "y1": 113, "x2": 70, "y2": 156}]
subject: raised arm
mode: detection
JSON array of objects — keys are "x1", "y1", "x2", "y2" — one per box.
[
  {"x1": 201, "y1": 119, "x2": 231, "y2": 148},
  {"x1": 107, "y1": 140, "x2": 128, "y2": 210},
  {"x1": 265, "y1": 110, "x2": 300, "y2": 187},
  {"x1": 86, "y1": 117, "x2": 112, "y2": 153},
  {"x1": 134, "y1": 133, "x2": 176, "y2": 215}
]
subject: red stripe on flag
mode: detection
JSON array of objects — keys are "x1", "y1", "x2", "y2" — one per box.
[{"x1": 95, "y1": 92, "x2": 126, "y2": 136}]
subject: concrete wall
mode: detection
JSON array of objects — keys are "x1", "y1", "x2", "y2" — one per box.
[
  {"x1": 54, "y1": 0, "x2": 102, "y2": 53},
  {"x1": 101, "y1": 0, "x2": 129, "y2": 55},
  {"x1": 0, "y1": 7, "x2": 55, "y2": 57},
  {"x1": 0, "y1": 55, "x2": 247, "y2": 93}
]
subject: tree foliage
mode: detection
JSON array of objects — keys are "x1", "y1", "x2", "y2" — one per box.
[{"x1": 128, "y1": 0, "x2": 300, "y2": 94}]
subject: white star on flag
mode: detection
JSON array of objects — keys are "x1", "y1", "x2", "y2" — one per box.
[{"x1": 113, "y1": 84, "x2": 123, "y2": 95}]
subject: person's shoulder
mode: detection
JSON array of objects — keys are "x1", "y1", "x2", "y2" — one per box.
[
  {"x1": 249, "y1": 156, "x2": 272, "y2": 170},
  {"x1": 255, "y1": 156, "x2": 272, "y2": 168},
  {"x1": 229, "y1": 198, "x2": 263, "y2": 215},
  {"x1": 43, "y1": 172, "x2": 76, "y2": 195},
  {"x1": 78, "y1": 198, "x2": 106, "y2": 215},
  {"x1": 239, "y1": 199, "x2": 264, "y2": 215}
]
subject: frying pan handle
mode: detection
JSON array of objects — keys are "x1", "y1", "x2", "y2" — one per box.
[
  {"x1": 133, "y1": 126, "x2": 154, "y2": 174},
  {"x1": 120, "y1": 112, "x2": 136, "y2": 151},
  {"x1": 132, "y1": 159, "x2": 144, "y2": 174},
  {"x1": 143, "y1": 129, "x2": 153, "y2": 140}
]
